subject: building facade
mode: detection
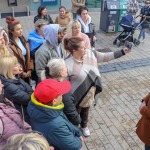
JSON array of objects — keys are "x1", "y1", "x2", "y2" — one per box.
[{"x1": 0, "y1": 0, "x2": 101, "y2": 18}]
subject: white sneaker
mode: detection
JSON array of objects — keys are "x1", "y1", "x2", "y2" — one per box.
[
  {"x1": 82, "y1": 127, "x2": 90, "y2": 137},
  {"x1": 139, "y1": 39, "x2": 145, "y2": 43},
  {"x1": 141, "y1": 39, "x2": 145, "y2": 43}
]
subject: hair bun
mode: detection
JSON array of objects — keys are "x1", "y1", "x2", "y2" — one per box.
[{"x1": 6, "y1": 16, "x2": 15, "y2": 24}]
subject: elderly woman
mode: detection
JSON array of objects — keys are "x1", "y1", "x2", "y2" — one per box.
[
  {"x1": 6, "y1": 16, "x2": 34, "y2": 84},
  {"x1": 77, "y1": 6, "x2": 96, "y2": 48},
  {"x1": 34, "y1": 6, "x2": 53, "y2": 24},
  {"x1": 63, "y1": 20, "x2": 91, "y2": 51},
  {"x1": 0, "y1": 27, "x2": 11, "y2": 55},
  {"x1": 55, "y1": 6, "x2": 72, "y2": 27},
  {"x1": 64, "y1": 37, "x2": 132, "y2": 137},
  {"x1": 3, "y1": 133, "x2": 54, "y2": 150},
  {"x1": 40, "y1": 58, "x2": 81, "y2": 126}
]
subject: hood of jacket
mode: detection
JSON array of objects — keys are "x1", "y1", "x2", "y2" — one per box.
[
  {"x1": 28, "y1": 29, "x2": 45, "y2": 51},
  {"x1": 27, "y1": 93, "x2": 64, "y2": 123},
  {"x1": 43, "y1": 24, "x2": 59, "y2": 48}
]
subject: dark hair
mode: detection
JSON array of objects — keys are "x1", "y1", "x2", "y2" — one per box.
[
  {"x1": 0, "y1": 94, "x2": 12, "y2": 106},
  {"x1": 77, "y1": 6, "x2": 88, "y2": 15},
  {"x1": 64, "y1": 37, "x2": 83, "y2": 54},
  {"x1": 6, "y1": 16, "x2": 20, "y2": 32},
  {"x1": 37, "y1": 6, "x2": 47, "y2": 16},
  {"x1": 59, "y1": 6, "x2": 66, "y2": 11}
]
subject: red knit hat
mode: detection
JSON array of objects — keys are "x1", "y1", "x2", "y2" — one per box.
[{"x1": 34, "y1": 79, "x2": 71, "y2": 103}]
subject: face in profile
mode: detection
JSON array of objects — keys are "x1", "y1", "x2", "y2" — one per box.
[
  {"x1": 0, "y1": 36, "x2": 5, "y2": 49},
  {"x1": 60, "y1": 63, "x2": 68, "y2": 79},
  {"x1": 74, "y1": 41, "x2": 87, "y2": 57},
  {"x1": 57, "y1": 31, "x2": 65, "y2": 43},
  {"x1": 12, "y1": 24, "x2": 23, "y2": 37},
  {"x1": 12, "y1": 63, "x2": 22, "y2": 75}
]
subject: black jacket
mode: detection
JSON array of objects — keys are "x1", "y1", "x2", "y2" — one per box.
[
  {"x1": 140, "y1": 6, "x2": 150, "y2": 28},
  {"x1": 63, "y1": 92, "x2": 81, "y2": 126},
  {"x1": 0, "y1": 75, "x2": 33, "y2": 124},
  {"x1": 34, "y1": 14, "x2": 53, "y2": 24}
]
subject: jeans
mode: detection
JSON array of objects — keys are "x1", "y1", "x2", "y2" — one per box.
[
  {"x1": 76, "y1": 106, "x2": 90, "y2": 128},
  {"x1": 145, "y1": 145, "x2": 150, "y2": 150},
  {"x1": 138, "y1": 28, "x2": 145, "y2": 40}
]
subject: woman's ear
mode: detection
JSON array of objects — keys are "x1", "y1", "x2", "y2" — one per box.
[{"x1": 51, "y1": 99, "x2": 56, "y2": 106}]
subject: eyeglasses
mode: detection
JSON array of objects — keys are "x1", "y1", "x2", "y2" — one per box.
[{"x1": 145, "y1": 2, "x2": 150, "y2": 4}]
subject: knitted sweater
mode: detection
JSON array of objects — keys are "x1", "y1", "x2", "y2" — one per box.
[{"x1": 65, "y1": 49, "x2": 125, "y2": 106}]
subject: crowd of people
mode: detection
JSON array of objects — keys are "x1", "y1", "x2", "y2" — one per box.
[{"x1": 0, "y1": 1, "x2": 150, "y2": 150}]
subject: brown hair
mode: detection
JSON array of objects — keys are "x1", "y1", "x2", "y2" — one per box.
[
  {"x1": 6, "y1": 16, "x2": 20, "y2": 32},
  {"x1": 64, "y1": 37, "x2": 83, "y2": 54}
]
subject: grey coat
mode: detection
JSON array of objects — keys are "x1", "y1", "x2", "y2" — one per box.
[{"x1": 35, "y1": 24, "x2": 67, "y2": 78}]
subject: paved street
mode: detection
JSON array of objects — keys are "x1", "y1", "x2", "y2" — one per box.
[{"x1": 0, "y1": 11, "x2": 150, "y2": 150}]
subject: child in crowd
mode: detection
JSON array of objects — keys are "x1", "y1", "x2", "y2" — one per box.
[
  {"x1": 0, "y1": 80, "x2": 31, "y2": 150},
  {"x1": 0, "y1": 55, "x2": 33, "y2": 124},
  {"x1": 27, "y1": 79, "x2": 83, "y2": 150},
  {"x1": 3, "y1": 132, "x2": 54, "y2": 150},
  {"x1": 136, "y1": 93, "x2": 150, "y2": 150}
]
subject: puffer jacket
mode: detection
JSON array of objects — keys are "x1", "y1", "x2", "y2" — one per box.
[
  {"x1": 0, "y1": 75, "x2": 33, "y2": 124},
  {"x1": 136, "y1": 93, "x2": 150, "y2": 146},
  {"x1": 27, "y1": 94, "x2": 82, "y2": 150},
  {"x1": 55, "y1": 11, "x2": 72, "y2": 27},
  {"x1": 0, "y1": 98, "x2": 31, "y2": 150}
]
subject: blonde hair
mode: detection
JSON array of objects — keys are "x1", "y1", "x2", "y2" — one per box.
[
  {"x1": 0, "y1": 27, "x2": 10, "y2": 55},
  {"x1": 67, "y1": 20, "x2": 81, "y2": 35},
  {"x1": 41, "y1": 58, "x2": 66, "y2": 80},
  {"x1": 3, "y1": 132, "x2": 50, "y2": 150},
  {"x1": 0, "y1": 55, "x2": 18, "y2": 79}
]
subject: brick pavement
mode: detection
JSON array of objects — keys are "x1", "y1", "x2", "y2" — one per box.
[{"x1": 0, "y1": 11, "x2": 150, "y2": 150}]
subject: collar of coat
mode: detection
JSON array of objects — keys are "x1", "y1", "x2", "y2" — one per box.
[{"x1": 31, "y1": 93, "x2": 64, "y2": 110}]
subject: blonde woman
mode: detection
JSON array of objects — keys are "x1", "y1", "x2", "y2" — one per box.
[
  {"x1": 63, "y1": 20, "x2": 91, "y2": 52},
  {"x1": 0, "y1": 55, "x2": 33, "y2": 124},
  {"x1": 0, "y1": 27, "x2": 11, "y2": 55},
  {"x1": 3, "y1": 132, "x2": 54, "y2": 150}
]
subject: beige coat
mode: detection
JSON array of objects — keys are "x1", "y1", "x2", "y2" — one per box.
[
  {"x1": 55, "y1": 12, "x2": 72, "y2": 27},
  {"x1": 71, "y1": 0, "x2": 85, "y2": 13}
]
